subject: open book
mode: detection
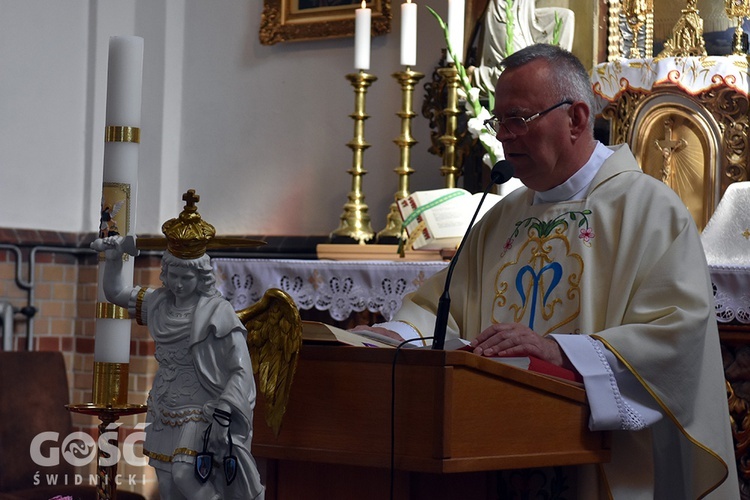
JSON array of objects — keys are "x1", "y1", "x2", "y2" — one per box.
[
  {"x1": 302, "y1": 321, "x2": 581, "y2": 382},
  {"x1": 397, "y1": 188, "x2": 502, "y2": 250}
]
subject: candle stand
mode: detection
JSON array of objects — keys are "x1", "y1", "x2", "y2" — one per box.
[
  {"x1": 725, "y1": 0, "x2": 750, "y2": 55},
  {"x1": 377, "y1": 68, "x2": 425, "y2": 243},
  {"x1": 67, "y1": 365, "x2": 146, "y2": 500},
  {"x1": 330, "y1": 70, "x2": 378, "y2": 245},
  {"x1": 437, "y1": 64, "x2": 461, "y2": 188}
]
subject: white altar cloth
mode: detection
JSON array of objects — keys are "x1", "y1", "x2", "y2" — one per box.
[
  {"x1": 591, "y1": 55, "x2": 750, "y2": 113},
  {"x1": 212, "y1": 258, "x2": 448, "y2": 321},
  {"x1": 701, "y1": 182, "x2": 750, "y2": 325}
]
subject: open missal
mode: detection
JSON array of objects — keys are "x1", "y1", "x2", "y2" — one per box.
[
  {"x1": 302, "y1": 321, "x2": 581, "y2": 383},
  {"x1": 397, "y1": 188, "x2": 502, "y2": 250}
]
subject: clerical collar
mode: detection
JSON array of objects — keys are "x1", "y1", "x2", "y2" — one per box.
[{"x1": 533, "y1": 142, "x2": 613, "y2": 205}]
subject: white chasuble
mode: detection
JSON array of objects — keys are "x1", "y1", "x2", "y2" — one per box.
[{"x1": 393, "y1": 145, "x2": 738, "y2": 499}]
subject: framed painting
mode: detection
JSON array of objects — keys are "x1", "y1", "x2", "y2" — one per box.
[{"x1": 260, "y1": 0, "x2": 391, "y2": 45}]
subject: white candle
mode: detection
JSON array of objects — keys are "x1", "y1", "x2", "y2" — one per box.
[
  {"x1": 354, "y1": 1, "x2": 371, "y2": 70},
  {"x1": 95, "y1": 35, "x2": 144, "y2": 364},
  {"x1": 447, "y1": 0, "x2": 465, "y2": 64},
  {"x1": 105, "y1": 36, "x2": 144, "y2": 128},
  {"x1": 400, "y1": 0, "x2": 417, "y2": 67}
]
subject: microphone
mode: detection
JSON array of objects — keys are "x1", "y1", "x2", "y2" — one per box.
[{"x1": 432, "y1": 160, "x2": 515, "y2": 350}]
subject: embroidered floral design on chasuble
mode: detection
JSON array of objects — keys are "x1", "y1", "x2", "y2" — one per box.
[{"x1": 494, "y1": 210, "x2": 594, "y2": 334}]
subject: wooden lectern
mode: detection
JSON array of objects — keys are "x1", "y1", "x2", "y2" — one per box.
[{"x1": 251, "y1": 345, "x2": 610, "y2": 499}]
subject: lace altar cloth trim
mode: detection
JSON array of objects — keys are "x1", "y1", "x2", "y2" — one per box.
[
  {"x1": 591, "y1": 56, "x2": 750, "y2": 114},
  {"x1": 212, "y1": 258, "x2": 448, "y2": 321},
  {"x1": 711, "y1": 266, "x2": 750, "y2": 324}
]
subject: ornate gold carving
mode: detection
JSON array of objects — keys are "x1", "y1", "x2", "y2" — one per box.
[
  {"x1": 621, "y1": 0, "x2": 654, "y2": 58},
  {"x1": 607, "y1": 0, "x2": 655, "y2": 61},
  {"x1": 161, "y1": 189, "x2": 216, "y2": 259},
  {"x1": 656, "y1": 0, "x2": 707, "y2": 58},
  {"x1": 421, "y1": 57, "x2": 473, "y2": 186},
  {"x1": 607, "y1": 1, "x2": 623, "y2": 61},
  {"x1": 599, "y1": 89, "x2": 649, "y2": 145},
  {"x1": 726, "y1": 0, "x2": 750, "y2": 55},
  {"x1": 654, "y1": 118, "x2": 689, "y2": 187},
  {"x1": 259, "y1": 0, "x2": 391, "y2": 46},
  {"x1": 601, "y1": 84, "x2": 749, "y2": 229},
  {"x1": 721, "y1": 338, "x2": 750, "y2": 491}
]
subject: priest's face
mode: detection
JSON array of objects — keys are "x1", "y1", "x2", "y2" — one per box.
[{"x1": 493, "y1": 60, "x2": 577, "y2": 192}]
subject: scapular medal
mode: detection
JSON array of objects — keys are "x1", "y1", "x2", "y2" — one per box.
[
  {"x1": 224, "y1": 428, "x2": 238, "y2": 485},
  {"x1": 195, "y1": 423, "x2": 213, "y2": 483}
]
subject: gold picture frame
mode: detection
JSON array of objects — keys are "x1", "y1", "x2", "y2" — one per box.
[{"x1": 260, "y1": 0, "x2": 391, "y2": 46}]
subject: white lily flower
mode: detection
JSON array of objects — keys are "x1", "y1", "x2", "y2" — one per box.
[{"x1": 479, "y1": 131, "x2": 505, "y2": 167}]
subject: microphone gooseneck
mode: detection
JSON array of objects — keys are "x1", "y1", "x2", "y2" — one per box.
[{"x1": 431, "y1": 160, "x2": 515, "y2": 350}]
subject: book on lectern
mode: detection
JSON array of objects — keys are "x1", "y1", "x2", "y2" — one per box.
[
  {"x1": 396, "y1": 188, "x2": 502, "y2": 251},
  {"x1": 301, "y1": 321, "x2": 581, "y2": 383}
]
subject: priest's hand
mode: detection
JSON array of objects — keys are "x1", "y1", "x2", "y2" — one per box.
[
  {"x1": 348, "y1": 325, "x2": 404, "y2": 342},
  {"x1": 471, "y1": 323, "x2": 572, "y2": 368}
]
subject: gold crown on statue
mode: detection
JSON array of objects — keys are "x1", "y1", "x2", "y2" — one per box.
[{"x1": 161, "y1": 189, "x2": 216, "y2": 259}]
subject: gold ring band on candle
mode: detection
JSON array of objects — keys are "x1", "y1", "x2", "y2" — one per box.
[
  {"x1": 96, "y1": 302, "x2": 130, "y2": 320},
  {"x1": 92, "y1": 361, "x2": 130, "y2": 407},
  {"x1": 105, "y1": 125, "x2": 141, "y2": 143}
]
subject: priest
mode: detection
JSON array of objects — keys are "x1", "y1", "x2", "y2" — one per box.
[{"x1": 361, "y1": 44, "x2": 739, "y2": 498}]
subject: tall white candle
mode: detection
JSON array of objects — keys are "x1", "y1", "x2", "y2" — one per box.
[
  {"x1": 354, "y1": 1, "x2": 371, "y2": 70},
  {"x1": 95, "y1": 35, "x2": 144, "y2": 365},
  {"x1": 447, "y1": 0, "x2": 465, "y2": 64},
  {"x1": 400, "y1": 0, "x2": 417, "y2": 67}
]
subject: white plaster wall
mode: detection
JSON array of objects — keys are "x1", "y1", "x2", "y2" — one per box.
[{"x1": 0, "y1": 0, "x2": 448, "y2": 236}]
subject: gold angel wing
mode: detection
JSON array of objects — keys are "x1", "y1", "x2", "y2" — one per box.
[{"x1": 237, "y1": 288, "x2": 302, "y2": 437}]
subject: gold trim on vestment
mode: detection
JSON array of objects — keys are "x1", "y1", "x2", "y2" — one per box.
[
  {"x1": 105, "y1": 125, "x2": 140, "y2": 143},
  {"x1": 591, "y1": 334, "x2": 730, "y2": 497},
  {"x1": 96, "y1": 302, "x2": 129, "y2": 320}
]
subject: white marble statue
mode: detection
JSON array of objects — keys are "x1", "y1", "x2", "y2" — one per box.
[
  {"x1": 471, "y1": 0, "x2": 575, "y2": 92},
  {"x1": 93, "y1": 190, "x2": 264, "y2": 500}
]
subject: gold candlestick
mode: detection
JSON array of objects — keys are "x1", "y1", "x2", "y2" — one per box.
[
  {"x1": 331, "y1": 70, "x2": 378, "y2": 245},
  {"x1": 437, "y1": 64, "x2": 461, "y2": 188},
  {"x1": 377, "y1": 68, "x2": 425, "y2": 243},
  {"x1": 726, "y1": 0, "x2": 750, "y2": 55},
  {"x1": 67, "y1": 403, "x2": 147, "y2": 500}
]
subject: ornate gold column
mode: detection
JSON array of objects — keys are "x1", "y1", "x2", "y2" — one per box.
[
  {"x1": 377, "y1": 68, "x2": 425, "y2": 243},
  {"x1": 330, "y1": 71, "x2": 377, "y2": 244},
  {"x1": 437, "y1": 64, "x2": 461, "y2": 188}
]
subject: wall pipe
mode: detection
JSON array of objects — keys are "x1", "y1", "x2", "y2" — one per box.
[{"x1": 0, "y1": 243, "x2": 96, "y2": 351}]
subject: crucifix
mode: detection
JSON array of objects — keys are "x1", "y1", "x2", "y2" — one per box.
[{"x1": 654, "y1": 118, "x2": 687, "y2": 190}]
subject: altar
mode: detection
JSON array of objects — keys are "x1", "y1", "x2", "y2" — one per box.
[
  {"x1": 591, "y1": 54, "x2": 749, "y2": 230},
  {"x1": 212, "y1": 257, "x2": 449, "y2": 325}
]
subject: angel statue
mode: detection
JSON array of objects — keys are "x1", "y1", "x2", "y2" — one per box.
[{"x1": 92, "y1": 190, "x2": 267, "y2": 500}]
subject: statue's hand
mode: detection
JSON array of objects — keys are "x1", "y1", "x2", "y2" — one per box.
[
  {"x1": 207, "y1": 408, "x2": 232, "y2": 457},
  {"x1": 90, "y1": 236, "x2": 125, "y2": 261}
]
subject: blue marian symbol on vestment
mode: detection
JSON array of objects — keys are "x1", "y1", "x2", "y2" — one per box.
[
  {"x1": 516, "y1": 262, "x2": 563, "y2": 330},
  {"x1": 494, "y1": 210, "x2": 593, "y2": 334}
]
